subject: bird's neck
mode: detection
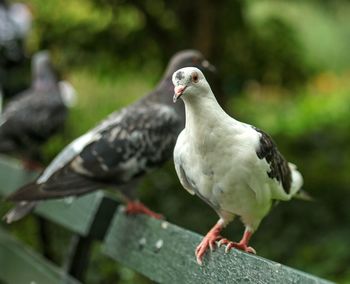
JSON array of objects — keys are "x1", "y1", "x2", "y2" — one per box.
[
  {"x1": 33, "y1": 72, "x2": 57, "y2": 92},
  {"x1": 183, "y1": 92, "x2": 232, "y2": 131}
]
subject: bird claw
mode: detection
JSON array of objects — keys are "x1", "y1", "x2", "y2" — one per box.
[
  {"x1": 222, "y1": 240, "x2": 256, "y2": 254},
  {"x1": 217, "y1": 237, "x2": 228, "y2": 247},
  {"x1": 209, "y1": 242, "x2": 215, "y2": 252},
  {"x1": 195, "y1": 229, "x2": 256, "y2": 265},
  {"x1": 246, "y1": 246, "x2": 256, "y2": 254},
  {"x1": 196, "y1": 255, "x2": 203, "y2": 266},
  {"x1": 195, "y1": 235, "x2": 220, "y2": 265},
  {"x1": 210, "y1": 236, "x2": 256, "y2": 254}
]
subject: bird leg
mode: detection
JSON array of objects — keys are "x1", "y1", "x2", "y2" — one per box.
[
  {"x1": 124, "y1": 200, "x2": 163, "y2": 220},
  {"x1": 196, "y1": 224, "x2": 256, "y2": 265},
  {"x1": 218, "y1": 229, "x2": 256, "y2": 254},
  {"x1": 195, "y1": 221, "x2": 224, "y2": 265}
]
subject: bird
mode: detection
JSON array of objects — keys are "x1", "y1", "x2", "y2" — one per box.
[
  {"x1": 0, "y1": 51, "x2": 70, "y2": 167},
  {"x1": 0, "y1": 0, "x2": 32, "y2": 97},
  {"x1": 0, "y1": 0, "x2": 31, "y2": 65},
  {"x1": 3, "y1": 50, "x2": 216, "y2": 223},
  {"x1": 172, "y1": 67, "x2": 304, "y2": 265}
]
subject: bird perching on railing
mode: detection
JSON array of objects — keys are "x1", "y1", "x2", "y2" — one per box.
[
  {"x1": 4, "y1": 50, "x2": 217, "y2": 223},
  {"x1": 0, "y1": 51, "x2": 71, "y2": 168},
  {"x1": 172, "y1": 67, "x2": 306, "y2": 265}
]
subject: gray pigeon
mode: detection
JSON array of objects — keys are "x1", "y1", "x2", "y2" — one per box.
[
  {"x1": 0, "y1": 51, "x2": 68, "y2": 164},
  {"x1": 4, "y1": 50, "x2": 216, "y2": 223}
]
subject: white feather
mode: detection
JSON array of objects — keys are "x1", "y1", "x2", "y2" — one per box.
[{"x1": 59, "y1": 80, "x2": 77, "y2": 108}]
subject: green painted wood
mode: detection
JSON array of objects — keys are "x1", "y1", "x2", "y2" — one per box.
[
  {"x1": 103, "y1": 209, "x2": 334, "y2": 284},
  {"x1": 0, "y1": 155, "x2": 119, "y2": 237},
  {"x1": 35, "y1": 192, "x2": 113, "y2": 236},
  {"x1": 0, "y1": 155, "x2": 120, "y2": 283},
  {"x1": 0, "y1": 228, "x2": 80, "y2": 284},
  {"x1": 0, "y1": 154, "x2": 38, "y2": 194}
]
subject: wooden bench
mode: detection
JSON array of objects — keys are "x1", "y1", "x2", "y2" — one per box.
[
  {"x1": 0, "y1": 228, "x2": 79, "y2": 284},
  {"x1": 0, "y1": 155, "x2": 119, "y2": 283},
  {"x1": 102, "y1": 209, "x2": 333, "y2": 284},
  {"x1": 0, "y1": 155, "x2": 334, "y2": 283}
]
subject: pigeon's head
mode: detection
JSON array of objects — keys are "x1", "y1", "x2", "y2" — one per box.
[
  {"x1": 32, "y1": 51, "x2": 52, "y2": 74},
  {"x1": 32, "y1": 51, "x2": 58, "y2": 90},
  {"x1": 172, "y1": 67, "x2": 210, "y2": 103},
  {"x1": 165, "y1": 50, "x2": 216, "y2": 78}
]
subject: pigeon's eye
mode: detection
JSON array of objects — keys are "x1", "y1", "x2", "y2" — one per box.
[{"x1": 192, "y1": 72, "x2": 199, "y2": 83}]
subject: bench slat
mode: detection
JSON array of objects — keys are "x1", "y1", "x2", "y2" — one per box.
[
  {"x1": 103, "y1": 209, "x2": 333, "y2": 284},
  {"x1": 0, "y1": 155, "x2": 38, "y2": 194},
  {"x1": 0, "y1": 228, "x2": 80, "y2": 284},
  {"x1": 35, "y1": 192, "x2": 112, "y2": 237}
]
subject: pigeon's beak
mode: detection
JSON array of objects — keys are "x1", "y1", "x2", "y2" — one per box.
[
  {"x1": 173, "y1": 85, "x2": 187, "y2": 103},
  {"x1": 201, "y1": 60, "x2": 216, "y2": 73}
]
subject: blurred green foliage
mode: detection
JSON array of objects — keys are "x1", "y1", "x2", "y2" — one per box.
[{"x1": 3, "y1": 0, "x2": 350, "y2": 283}]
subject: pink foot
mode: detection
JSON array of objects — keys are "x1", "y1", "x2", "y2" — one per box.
[
  {"x1": 124, "y1": 201, "x2": 163, "y2": 220},
  {"x1": 195, "y1": 226, "x2": 255, "y2": 265},
  {"x1": 196, "y1": 235, "x2": 222, "y2": 265},
  {"x1": 218, "y1": 238, "x2": 256, "y2": 254},
  {"x1": 195, "y1": 223, "x2": 223, "y2": 265}
]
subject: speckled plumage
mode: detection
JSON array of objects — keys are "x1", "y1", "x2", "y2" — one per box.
[
  {"x1": 72, "y1": 101, "x2": 181, "y2": 183},
  {"x1": 4, "y1": 50, "x2": 216, "y2": 222}
]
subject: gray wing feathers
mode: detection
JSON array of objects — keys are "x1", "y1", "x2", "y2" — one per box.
[
  {"x1": 38, "y1": 131, "x2": 99, "y2": 183},
  {"x1": 7, "y1": 166, "x2": 103, "y2": 201},
  {"x1": 3, "y1": 201, "x2": 37, "y2": 223},
  {"x1": 10, "y1": 102, "x2": 181, "y2": 202},
  {"x1": 73, "y1": 103, "x2": 181, "y2": 182}
]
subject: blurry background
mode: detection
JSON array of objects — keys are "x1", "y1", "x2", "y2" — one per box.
[{"x1": 1, "y1": 0, "x2": 350, "y2": 283}]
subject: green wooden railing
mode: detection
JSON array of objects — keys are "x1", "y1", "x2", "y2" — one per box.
[{"x1": 0, "y1": 155, "x2": 333, "y2": 284}]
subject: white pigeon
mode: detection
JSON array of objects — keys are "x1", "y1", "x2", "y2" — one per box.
[{"x1": 172, "y1": 67, "x2": 304, "y2": 265}]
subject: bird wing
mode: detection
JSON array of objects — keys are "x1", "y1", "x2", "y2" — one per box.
[
  {"x1": 6, "y1": 165, "x2": 104, "y2": 201},
  {"x1": 70, "y1": 102, "x2": 182, "y2": 183},
  {"x1": 174, "y1": 162, "x2": 196, "y2": 195},
  {"x1": 8, "y1": 101, "x2": 182, "y2": 201},
  {"x1": 6, "y1": 128, "x2": 107, "y2": 201},
  {"x1": 173, "y1": 131, "x2": 196, "y2": 195},
  {"x1": 253, "y1": 126, "x2": 292, "y2": 195},
  {"x1": 37, "y1": 130, "x2": 100, "y2": 183}
]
